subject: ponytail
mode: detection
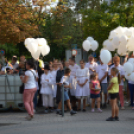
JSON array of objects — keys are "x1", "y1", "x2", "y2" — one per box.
[{"x1": 117, "y1": 72, "x2": 121, "y2": 84}]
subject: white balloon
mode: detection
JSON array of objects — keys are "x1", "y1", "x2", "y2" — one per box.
[
  {"x1": 117, "y1": 44, "x2": 127, "y2": 56},
  {"x1": 112, "y1": 36, "x2": 120, "y2": 48},
  {"x1": 114, "y1": 26, "x2": 124, "y2": 37},
  {"x1": 128, "y1": 58, "x2": 134, "y2": 71},
  {"x1": 91, "y1": 40, "x2": 98, "y2": 51},
  {"x1": 31, "y1": 50, "x2": 40, "y2": 60},
  {"x1": 82, "y1": 40, "x2": 91, "y2": 51},
  {"x1": 100, "y1": 50, "x2": 112, "y2": 64},
  {"x1": 109, "y1": 30, "x2": 118, "y2": 39},
  {"x1": 130, "y1": 72, "x2": 134, "y2": 82},
  {"x1": 25, "y1": 38, "x2": 38, "y2": 54},
  {"x1": 124, "y1": 28, "x2": 133, "y2": 38},
  {"x1": 87, "y1": 37, "x2": 94, "y2": 42},
  {"x1": 123, "y1": 62, "x2": 133, "y2": 74},
  {"x1": 126, "y1": 35, "x2": 134, "y2": 51},
  {"x1": 36, "y1": 38, "x2": 47, "y2": 51},
  {"x1": 119, "y1": 35, "x2": 128, "y2": 46},
  {"x1": 41, "y1": 44, "x2": 50, "y2": 56},
  {"x1": 103, "y1": 40, "x2": 115, "y2": 51}
]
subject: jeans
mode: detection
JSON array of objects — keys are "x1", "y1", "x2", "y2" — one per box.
[
  {"x1": 33, "y1": 90, "x2": 38, "y2": 109},
  {"x1": 128, "y1": 83, "x2": 134, "y2": 107}
]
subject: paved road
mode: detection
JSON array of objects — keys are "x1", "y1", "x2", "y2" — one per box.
[{"x1": 0, "y1": 107, "x2": 134, "y2": 134}]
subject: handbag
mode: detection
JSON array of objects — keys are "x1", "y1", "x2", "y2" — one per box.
[{"x1": 19, "y1": 83, "x2": 24, "y2": 94}]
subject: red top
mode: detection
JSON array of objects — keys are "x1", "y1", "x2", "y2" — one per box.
[{"x1": 90, "y1": 80, "x2": 100, "y2": 95}]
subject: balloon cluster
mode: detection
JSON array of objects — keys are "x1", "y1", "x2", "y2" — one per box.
[
  {"x1": 103, "y1": 26, "x2": 134, "y2": 56},
  {"x1": 24, "y1": 38, "x2": 50, "y2": 60},
  {"x1": 82, "y1": 37, "x2": 99, "y2": 51},
  {"x1": 124, "y1": 58, "x2": 134, "y2": 82}
]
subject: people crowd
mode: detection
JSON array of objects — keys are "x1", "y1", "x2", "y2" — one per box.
[{"x1": 0, "y1": 53, "x2": 134, "y2": 121}]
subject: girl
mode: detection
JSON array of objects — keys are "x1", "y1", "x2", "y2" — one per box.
[
  {"x1": 57, "y1": 68, "x2": 76, "y2": 115},
  {"x1": 106, "y1": 67, "x2": 120, "y2": 121},
  {"x1": 90, "y1": 73, "x2": 102, "y2": 113},
  {"x1": 40, "y1": 65, "x2": 53, "y2": 113},
  {"x1": 76, "y1": 60, "x2": 90, "y2": 111}
]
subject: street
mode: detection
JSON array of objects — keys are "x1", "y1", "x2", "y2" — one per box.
[{"x1": 0, "y1": 106, "x2": 134, "y2": 134}]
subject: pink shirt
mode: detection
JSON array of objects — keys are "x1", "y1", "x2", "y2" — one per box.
[{"x1": 90, "y1": 80, "x2": 100, "y2": 95}]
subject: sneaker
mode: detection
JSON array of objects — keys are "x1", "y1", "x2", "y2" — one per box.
[
  {"x1": 44, "y1": 109, "x2": 48, "y2": 114},
  {"x1": 121, "y1": 107, "x2": 125, "y2": 110},
  {"x1": 91, "y1": 109, "x2": 95, "y2": 112},
  {"x1": 106, "y1": 117, "x2": 115, "y2": 121},
  {"x1": 25, "y1": 115, "x2": 32, "y2": 121},
  {"x1": 97, "y1": 108, "x2": 102, "y2": 113},
  {"x1": 115, "y1": 116, "x2": 119, "y2": 121},
  {"x1": 70, "y1": 110, "x2": 77, "y2": 115}
]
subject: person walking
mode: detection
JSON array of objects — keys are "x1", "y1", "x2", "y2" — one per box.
[{"x1": 20, "y1": 59, "x2": 37, "y2": 121}]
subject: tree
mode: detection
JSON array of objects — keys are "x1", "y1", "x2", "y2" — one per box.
[{"x1": 0, "y1": 0, "x2": 40, "y2": 44}]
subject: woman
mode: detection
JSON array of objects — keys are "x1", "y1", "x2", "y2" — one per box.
[{"x1": 20, "y1": 59, "x2": 37, "y2": 120}]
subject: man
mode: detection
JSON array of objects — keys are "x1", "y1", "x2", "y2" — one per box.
[
  {"x1": 108, "y1": 56, "x2": 125, "y2": 109},
  {"x1": 97, "y1": 58, "x2": 108, "y2": 108},
  {"x1": 69, "y1": 57, "x2": 80, "y2": 110},
  {"x1": 20, "y1": 55, "x2": 26, "y2": 62},
  {"x1": 11, "y1": 56, "x2": 19, "y2": 70},
  {"x1": 85, "y1": 55, "x2": 98, "y2": 106},
  {"x1": 64, "y1": 61, "x2": 69, "y2": 69}
]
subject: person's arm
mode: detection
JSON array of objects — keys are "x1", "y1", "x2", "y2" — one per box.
[
  {"x1": 107, "y1": 83, "x2": 114, "y2": 91},
  {"x1": 89, "y1": 83, "x2": 96, "y2": 91},
  {"x1": 100, "y1": 72, "x2": 108, "y2": 83},
  {"x1": 20, "y1": 75, "x2": 29, "y2": 83}
]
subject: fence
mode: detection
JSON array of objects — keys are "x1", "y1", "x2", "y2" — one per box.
[{"x1": 0, "y1": 75, "x2": 24, "y2": 110}]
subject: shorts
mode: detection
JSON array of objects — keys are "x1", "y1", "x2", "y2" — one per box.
[
  {"x1": 90, "y1": 94, "x2": 100, "y2": 99},
  {"x1": 100, "y1": 83, "x2": 108, "y2": 94},
  {"x1": 64, "y1": 91, "x2": 70, "y2": 101},
  {"x1": 109, "y1": 93, "x2": 119, "y2": 100},
  {"x1": 76, "y1": 96, "x2": 87, "y2": 100}
]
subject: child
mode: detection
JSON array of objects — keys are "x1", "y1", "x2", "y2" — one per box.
[
  {"x1": 76, "y1": 60, "x2": 90, "y2": 111},
  {"x1": 40, "y1": 65, "x2": 53, "y2": 113},
  {"x1": 106, "y1": 67, "x2": 120, "y2": 121},
  {"x1": 90, "y1": 73, "x2": 102, "y2": 112},
  {"x1": 57, "y1": 68, "x2": 77, "y2": 115}
]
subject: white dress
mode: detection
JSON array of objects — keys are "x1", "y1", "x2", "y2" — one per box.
[
  {"x1": 69, "y1": 64, "x2": 80, "y2": 96},
  {"x1": 49, "y1": 70, "x2": 57, "y2": 97},
  {"x1": 76, "y1": 68, "x2": 90, "y2": 97},
  {"x1": 40, "y1": 73, "x2": 53, "y2": 95}
]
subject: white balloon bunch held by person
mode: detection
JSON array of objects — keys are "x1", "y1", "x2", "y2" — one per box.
[
  {"x1": 40, "y1": 65, "x2": 54, "y2": 114},
  {"x1": 108, "y1": 56, "x2": 125, "y2": 110},
  {"x1": 75, "y1": 60, "x2": 90, "y2": 112},
  {"x1": 85, "y1": 55, "x2": 98, "y2": 106},
  {"x1": 69, "y1": 57, "x2": 80, "y2": 110},
  {"x1": 96, "y1": 58, "x2": 108, "y2": 109}
]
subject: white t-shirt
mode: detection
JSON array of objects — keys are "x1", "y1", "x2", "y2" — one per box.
[
  {"x1": 97, "y1": 64, "x2": 108, "y2": 83},
  {"x1": 108, "y1": 64, "x2": 125, "y2": 86},
  {"x1": 11, "y1": 62, "x2": 19, "y2": 69},
  {"x1": 85, "y1": 62, "x2": 98, "y2": 75},
  {"x1": 24, "y1": 70, "x2": 37, "y2": 89},
  {"x1": 60, "y1": 76, "x2": 70, "y2": 91}
]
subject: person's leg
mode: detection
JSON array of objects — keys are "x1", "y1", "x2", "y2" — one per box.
[
  {"x1": 111, "y1": 99, "x2": 116, "y2": 118},
  {"x1": 119, "y1": 85, "x2": 124, "y2": 108},
  {"x1": 97, "y1": 97, "x2": 101, "y2": 109},
  {"x1": 77, "y1": 98, "x2": 81, "y2": 110},
  {"x1": 128, "y1": 84, "x2": 134, "y2": 108},
  {"x1": 23, "y1": 89, "x2": 32, "y2": 116},
  {"x1": 57, "y1": 101, "x2": 62, "y2": 110},
  {"x1": 67, "y1": 99, "x2": 72, "y2": 110},
  {"x1": 44, "y1": 95, "x2": 49, "y2": 109},
  {"x1": 48, "y1": 94, "x2": 54, "y2": 109},
  {"x1": 83, "y1": 98, "x2": 86, "y2": 110},
  {"x1": 115, "y1": 98, "x2": 119, "y2": 117},
  {"x1": 91, "y1": 98, "x2": 95, "y2": 109}
]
